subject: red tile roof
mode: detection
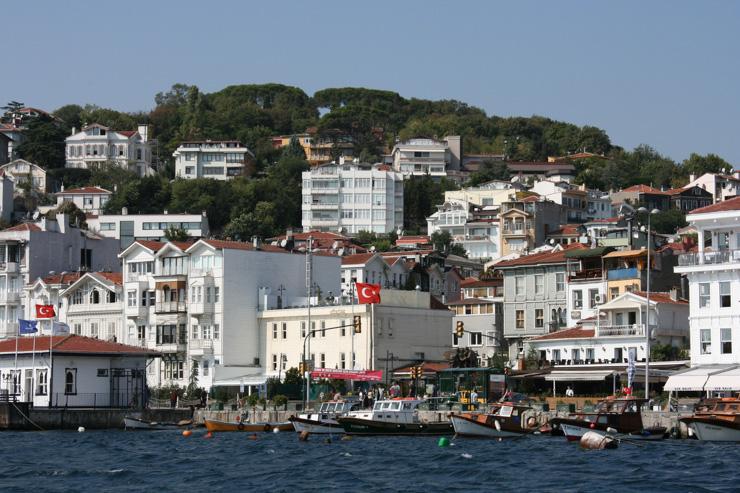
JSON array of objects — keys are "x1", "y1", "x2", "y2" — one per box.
[
  {"x1": 632, "y1": 291, "x2": 688, "y2": 305},
  {"x1": 460, "y1": 277, "x2": 479, "y2": 287},
  {"x1": 530, "y1": 327, "x2": 595, "y2": 341},
  {"x1": 495, "y1": 243, "x2": 586, "y2": 268},
  {"x1": 341, "y1": 253, "x2": 376, "y2": 265},
  {"x1": 202, "y1": 239, "x2": 290, "y2": 253},
  {"x1": 2, "y1": 222, "x2": 41, "y2": 232},
  {"x1": 0, "y1": 335, "x2": 158, "y2": 356},
  {"x1": 133, "y1": 240, "x2": 192, "y2": 252},
  {"x1": 622, "y1": 184, "x2": 667, "y2": 195},
  {"x1": 58, "y1": 186, "x2": 111, "y2": 195},
  {"x1": 548, "y1": 224, "x2": 582, "y2": 236},
  {"x1": 446, "y1": 297, "x2": 495, "y2": 306},
  {"x1": 41, "y1": 272, "x2": 83, "y2": 285},
  {"x1": 117, "y1": 130, "x2": 137, "y2": 138},
  {"x1": 461, "y1": 279, "x2": 502, "y2": 288},
  {"x1": 95, "y1": 272, "x2": 123, "y2": 285},
  {"x1": 270, "y1": 231, "x2": 349, "y2": 241},
  {"x1": 689, "y1": 196, "x2": 740, "y2": 214}
]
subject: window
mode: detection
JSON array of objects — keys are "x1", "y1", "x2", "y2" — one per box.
[
  {"x1": 515, "y1": 276, "x2": 524, "y2": 295},
  {"x1": 610, "y1": 287, "x2": 620, "y2": 300},
  {"x1": 469, "y1": 332, "x2": 482, "y2": 346},
  {"x1": 192, "y1": 324, "x2": 199, "y2": 339},
  {"x1": 90, "y1": 323, "x2": 99, "y2": 339},
  {"x1": 127, "y1": 291, "x2": 137, "y2": 307},
  {"x1": 206, "y1": 287, "x2": 211, "y2": 303},
  {"x1": 321, "y1": 321, "x2": 326, "y2": 337},
  {"x1": 282, "y1": 323, "x2": 287, "y2": 339},
  {"x1": 73, "y1": 323, "x2": 81, "y2": 335},
  {"x1": 203, "y1": 360, "x2": 209, "y2": 376},
  {"x1": 555, "y1": 273, "x2": 565, "y2": 292},
  {"x1": 553, "y1": 349, "x2": 561, "y2": 361},
  {"x1": 515, "y1": 310, "x2": 524, "y2": 329},
  {"x1": 589, "y1": 289, "x2": 599, "y2": 309},
  {"x1": 64, "y1": 368, "x2": 77, "y2": 395},
  {"x1": 720, "y1": 282, "x2": 731, "y2": 308},
  {"x1": 721, "y1": 328, "x2": 732, "y2": 354},
  {"x1": 535, "y1": 309, "x2": 544, "y2": 328},
  {"x1": 137, "y1": 325, "x2": 146, "y2": 341},
  {"x1": 699, "y1": 283, "x2": 710, "y2": 308},
  {"x1": 340, "y1": 353, "x2": 346, "y2": 369},
  {"x1": 36, "y1": 369, "x2": 48, "y2": 395},
  {"x1": 156, "y1": 325, "x2": 177, "y2": 344},
  {"x1": 301, "y1": 322, "x2": 306, "y2": 338},
  {"x1": 214, "y1": 287, "x2": 220, "y2": 303},
  {"x1": 572, "y1": 290, "x2": 583, "y2": 309},
  {"x1": 585, "y1": 348, "x2": 595, "y2": 361},
  {"x1": 320, "y1": 353, "x2": 326, "y2": 368},
  {"x1": 213, "y1": 324, "x2": 220, "y2": 340},
  {"x1": 340, "y1": 320, "x2": 346, "y2": 337},
  {"x1": 534, "y1": 275, "x2": 544, "y2": 295},
  {"x1": 700, "y1": 329, "x2": 711, "y2": 355},
  {"x1": 272, "y1": 323, "x2": 278, "y2": 339},
  {"x1": 571, "y1": 349, "x2": 580, "y2": 362},
  {"x1": 202, "y1": 325, "x2": 211, "y2": 339},
  {"x1": 452, "y1": 332, "x2": 460, "y2": 347},
  {"x1": 271, "y1": 354, "x2": 278, "y2": 371}
]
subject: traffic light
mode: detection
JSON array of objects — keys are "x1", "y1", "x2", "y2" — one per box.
[
  {"x1": 353, "y1": 315, "x2": 362, "y2": 333},
  {"x1": 455, "y1": 320, "x2": 464, "y2": 338},
  {"x1": 298, "y1": 361, "x2": 305, "y2": 373}
]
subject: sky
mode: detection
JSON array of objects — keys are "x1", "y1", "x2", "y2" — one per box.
[{"x1": 3, "y1": 0, "x2": 739, "y2": 163}]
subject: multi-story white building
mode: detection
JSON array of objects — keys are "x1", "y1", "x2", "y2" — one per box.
[
  {"x1": 449, "y1": 278, "x2": 504, "y2": 365},
  {"x1": 0, "y1": 159, "x2": 46, "y2": 194},
  {"x1": 426, "y1": 201, "x2": 500, "y2": 261},
  {"x1": 260, "y1": 290, "x2": 453, "y2": 379},
  {"x1": 65, "y1": 123, "x2": 153, "y2": 177},
  {"x1": 301, "y1": 161, "x2": 403, "y2": 234},
  {"x1": 684, "y1": 172, "x2": 740, "y2": 204},
  {"x1": 340, "y1": 253, "x2": 410, "y2": 298},
  {"x1": 0, "y1": 216, "x2": 120, "y2": 338},
  {"x1": 59, "y1": 272, "x2": 123, "y2": 341},
  {"x1": 172, "y1": 140, "x2": 254, "y2": 180},
  {"x1": 24, "y1": 272, "x2": 82, "y2": 334},
  {"x1": 56, "y1": 186, "x2": 112, "y2": 215},
  {"x1": 390, "y1": 136, "x2": 461, "y2": 178},
  {"x1": 87, "y1": 210, "x2": 209, "y2": 249}
]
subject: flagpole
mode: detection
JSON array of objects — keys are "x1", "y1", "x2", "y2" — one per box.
[
  {"x1": 370, "y1": 302, "x2": 375, "y2": 371},
  {"x1": 48, "y1": 309, "x2": 53, "y2": 407}
]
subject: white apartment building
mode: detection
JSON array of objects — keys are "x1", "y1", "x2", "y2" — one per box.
[
  {"x1": 0, "y1": 159, "x2": 46, "y2": 194},
  {"x1": 59, "y1": 272, "x2": 123, "y2": 341},
  {"x1": 301, "y1": 161, "x2": 403, "y2": 234},
  {"x1": 24, "y1": 272, "x2": 81, "y2": 334},
  {"x1": 390, "y1": 136, "x2": 461, "y2": 178},
  {"x1": 340, "y1": 253, "x2": 410, "y2": 298},
  {"x1": 449, "y1": 279, "x2": 504, "y2": 365},
  {"x1": 426, "y1": 201, "x2": 500, "y2": 261},
  {"x1": 65, "y1": 123, "x2": 153, "y2": 177},
  {"x1": 87, "y1": 210, "x2": 209, "y2": 249},
  {"x1": 56, "y1": 186, "x2": 112, "y2": 215},
  {"x1": 674, "y1": 197, "x2": 740, "y2": 373},
  {"x1": 260, "y1": 290, "x2": 453, "y2": 378},
  {"x1": 0, "y1": 217, "x2": 120, "y2": 338},
  {"x1": 0, "y1": 174, "x2": 12, "y2": 224},
  {"x1": 684, "y1": 172, "x2": 740, "y2": 204},
  {"x1": 172, "y1": 140, "x2": 255, "y2": 180},
  {"x1": 443, "y1": 180, "x2": 520, "y2": 208}
]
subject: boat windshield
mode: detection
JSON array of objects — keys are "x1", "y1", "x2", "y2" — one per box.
[
  {"x1": 390, "y1": 402, "x2": 401, "y2": 411},
  {"x1": 325, "y1": 403, "x2": 337, "y2": 413},
  {"x1": 319, "y1": 403, "x2": 329, "y2": 412}
]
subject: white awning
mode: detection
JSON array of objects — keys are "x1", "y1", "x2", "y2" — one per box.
[
  {"x1": 663, "y1": 366, "x2": 735, "y2": 391},
  {"x1": 545, "y1": 370, "x2": 618, "y2": 382},
  {"x1": 705, "y1": 366, "x2": 740, "y2": 391}
]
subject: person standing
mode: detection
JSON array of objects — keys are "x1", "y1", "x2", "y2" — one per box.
[{"x1": 565, "y1": 386, "x2": 574, "y2": 397}]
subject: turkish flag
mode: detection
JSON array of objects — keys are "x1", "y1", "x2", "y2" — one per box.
[
  {"x1": 356, "y1": 283, "x2": 381, "y2": 304},
  {"x1": 36, "y1": 304, "x2": 56, "y2": 319}
]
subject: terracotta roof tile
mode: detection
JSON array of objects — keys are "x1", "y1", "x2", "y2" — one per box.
[
  {"x1": 95, "y1": 272, "x2": 123, "y2": 285},
  {"x1": 202, "y1": 239, "x2": 290, "y2": 253},
  {"x1": 632, "y1": 291, "x2": 688, "y2": 305},
  {"x1": 3, "y1": 222, "x2": 41, "y2": 232},
  {"x1": 530, "y1": 327, "x2": 595, "y2": 341},
  {"x1": 495, "y1": 244, "x2": 585, "y2": 268},
  {"x1": 0, "y1": 335, "x2": 158, "y2": 356},
  {"x1": 341, "y1": 253, "x2": 376, "y2": 266},
  {"x1": 622, "y1": 184, "x2": 668, "y2": 195},
  {"x1": 689, "y1": 196, "x2": 740, "y2": 214},
  {"x1": 41, "y1": 272, "x2": 83, "y2": 285},
  {"x1": 117, "y1": 130, "x2": 137, "y2": 137},
  {"x1": 58, "y1": 186, "x2": 111, "y2": 195}
]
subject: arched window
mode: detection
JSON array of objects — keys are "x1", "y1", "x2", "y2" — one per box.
[
  {"x1": 64, "y1": 369, "x2": 77, "y2": 395},
  {"x1": 90, "y1": 289, "x2": 100, "y2": 304}
]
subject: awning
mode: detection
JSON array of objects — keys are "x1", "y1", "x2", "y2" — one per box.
[
  {"x1": 662, "y1": 366, "x2": 734, "y2": 391},
  {"x1": 545, "y1": 370, "x2": 618, "y2": 382},
  {"x1": 564, "y1": 246, "x2": 614, "y2": 259},
  {"x1": 310, "y1": 369, "x2": 383, "y2": 381},
  {"x1": 704, "y1": 366, "x2": 740, "y2": 391}
]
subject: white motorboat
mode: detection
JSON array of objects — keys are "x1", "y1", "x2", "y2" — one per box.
[
  {"x1": 681, "y1": 397, "x2": 740, "y2": 441},
  {"x1": 289, "y1": 400, "x2": 361, "y2": 434},
  {"x1": 123, "y1": 416, "x2": 192, "y2": 430}
]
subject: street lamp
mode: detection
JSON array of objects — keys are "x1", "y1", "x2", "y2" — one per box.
[{"x1": 637, "y1": 207, "x2": 660, "y2": 401}]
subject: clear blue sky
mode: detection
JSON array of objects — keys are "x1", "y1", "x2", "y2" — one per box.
[{"x1": 3, "y1": 0, "x2": 739, "y2": 163}]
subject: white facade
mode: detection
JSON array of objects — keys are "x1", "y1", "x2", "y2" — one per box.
[
  {"x1": 675, "y1": 199, "x2": 740, "y2": 367},
  {"x1": 0, "y1": 159, "x2": 46, "y2": 194},
  {"x1": 260, "y1": 290, "x2": 453, "y2": 377},
  {"x1": 427, "y1": 202, "x2": 500, "y2": 261},
  {"x1": 391, "y1": 136, "x2": 461, "y2": 178},
  {"x1": 59, "y1": 272, "x2": 123, "y2": 342},
  {"x1": 301, "y1": 162, "x2": 403, "y2": 234},
  {"x1": 340, "y1": 253, "x2": 410, "y2": 298},
  {"x1": 56, "y1": 186, "x2": 112, "y2": 215},
  {"x1": 684, "y1": 172, "x2": 740, "y2": 204},
  {"x1": 0, "y1": 174, "x2": 13, "y2": 224},
  {"x1": 173, "y1": 140, "x2": 254, "y2": 180},
  {"x1": 87, "y1": 211, "x2": 209, "y2": 249},
  {"x1": 566, "y1": 278, "x2": 605, "y2": 327},
  {"x1": 65, "y1": 124, "x2": 153, "y2": 177}
]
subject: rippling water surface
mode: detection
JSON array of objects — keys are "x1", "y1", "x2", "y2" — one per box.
[{"x1": 0, "y1": 430, "x2": 738, "y2": 492}]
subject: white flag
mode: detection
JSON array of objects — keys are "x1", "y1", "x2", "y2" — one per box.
[{"x1": 52, "y1": 321, "x2": 70, "y2": 335}]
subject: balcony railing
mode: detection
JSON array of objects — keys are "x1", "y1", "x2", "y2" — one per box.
[
  {"x1": 678, "y1": 249, "x2": 740, "y2": 267},
  {"x1": 0, "y1": 291, "x2": 20, "y2": 303},
  {"x1": 607, "y1": 267, "x2": 639, "y2": 280},
  {"x1": 155, "y1": 301, "x2": 187, "y2": 313},
  {"x1": 569, "y1": 268, "x2": 603, "y2": 281},
  {"x1": 597, "y1": 323, "x2": 645, "y2": 337},
  {"x1": 0, "y1": 262, "x2": 19, "y2": 273},
  {"x1": 503, "y1": 227, "x2": 526, "y2": 235}
]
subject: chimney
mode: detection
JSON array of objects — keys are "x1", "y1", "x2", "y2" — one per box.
[
  {"x1": 734, "y1": 171, "x2": 740, "y2": 180},
  {"x1": 121, "y1": 207, "x2": 128, "y2": 215},
  {"x1": 688, "y1": 173, "x2": 696, "y2": 182},
  {"x1": 286, "y1": 227, "x2": 294, "y2": 240},
  {"x1": 669, "y1": 287, "x2": 678, "y2": 302},
  {"x1": 71, "y1": 127, "x2": 77, "y2": 136},
  {"x1": 137, "y1": 124, "x2": 150, "y2": 142}
]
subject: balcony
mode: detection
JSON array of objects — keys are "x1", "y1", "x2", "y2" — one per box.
[
  {"x1": 597, "y1": 324, "x2": 645, "y2": 337},
  {"x1": 502, "y1": 227, "x2": 527, "y2": 236},
  {"x1": 0, "y1": 262, "x2": 19, "y2": 273},
  {"x1": 678, "y1": 249, "x2": 740, "y2": 267},
  {"x1": 125, "y1": 305, "x2": 149, "y2": 318},
  {"x1": 569, "y1": 268, "x2": 603, "y2": 281},
  {"x1": 189, "y1": 301, "x2": 214, "y2": 316},
  {"x1": 156, "y1": 341, "x2": 187, "y2": 353},
  {"x1": 155, "y1": 301, "x2": 186, "y2": 314},
  {"x1": 607, "y1": 267, "x2": 638, "y2": 280},
  {"x1": 189, "y1": 339, "x2": 214, "y2": 356},
  {"x1": 0, "y1": 291, "x2": 20, "y2": 304}
]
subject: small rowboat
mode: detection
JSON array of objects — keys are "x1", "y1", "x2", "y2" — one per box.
[
  {"x1": 124, "y1": 416, "x2": 193, "y2": 430},
  {"x1": 204, "y1": 418, "x2": 293, "y2": 432}
]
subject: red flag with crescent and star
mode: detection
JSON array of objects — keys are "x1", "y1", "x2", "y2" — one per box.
[
  {"x1": 36, "y1": 304, "x2": 56, "y2": 319},
  {"x1": 355, "y1": 283, "x2": 381, "y2": 304}
]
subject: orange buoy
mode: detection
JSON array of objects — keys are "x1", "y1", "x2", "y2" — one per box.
[
  {"x1": 182, "y1": 429, "x2": 192, "y2": 437},
  {"x1": 204, "y1": 432, "x2": 213, "y2": 439}
]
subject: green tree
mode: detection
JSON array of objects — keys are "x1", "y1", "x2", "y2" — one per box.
[
  {"x1": 466, "y1": 160, "x2": 510, "y2": 186},
  {"x1": 16, "y1": 114, "x2": 67, "y2": 168},
  {"x1": 283, "y1": 367, "x2": 302, "y2": 386},
  {"x1": 281, "y1": 136, "x2": 306, "y2": 159},
  {"x1": 223, "y1": 201, "x2": 278, "y2": 240},
  {"x1": 637, "y1": 209, "x2": 687, "y2": 235},
  {"x1": 681, "y1": 153, "x2": 733, "y2": 178},
  {"x1": 164, "y1": 226, "x2": 189, "y2": 242},
  {"x1": 52, "y1": 104, "x2": 84, "y2": 132}
]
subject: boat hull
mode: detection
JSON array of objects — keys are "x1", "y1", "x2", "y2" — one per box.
[
  {"x1": 123, "y1": 416, "x2": 190, "y2": 430},
  {"x1": 204, "y1": 419, "x2": 293, "y2": 432},
  {"x1": 556, "y1": 420, "x2": 666, "y2": 442},
  {"x1": 450, "y1": 414, "x2": 528, "y2": 438},
  {"x1": 289, "y1": 416, "x2": 344, "y2": 434},
  {"x1": 682, "y1": 418, "x2": 740, "y2": 442},
  {"x1": 338, "y1": 417, "x2": 453, "y2": 436}
]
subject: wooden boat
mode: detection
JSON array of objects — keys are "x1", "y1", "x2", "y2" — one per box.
[
  {"x1": 450, "y1": 403, "x2": 536, "y2": 438},
  {"x1": 123, "y1": 416, "x2": 193, "y2": 430},
  {"x1": 337, "y1": 398, "x2": 453, "y2": 436},
  {"x1": 289, "y1": 400, "x2": 361, "y2": 434},
  {"x1": 550, "y1": 397, "x2": 667, "y2": 441},
  {"x1": 680, "y1": 397, "x2": 740, "y2": 441},
  {"x1": 204, "y1": 418, "x2": 293, "y2": 432}
]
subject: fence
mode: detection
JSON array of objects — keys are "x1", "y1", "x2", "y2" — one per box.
[{"x1": 49, "y1": 391, "x2": 145, "y2": 409}]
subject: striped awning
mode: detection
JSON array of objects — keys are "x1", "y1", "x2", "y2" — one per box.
[{"x1": 663, "y1": 366, "x2": 736, "y2": 391}]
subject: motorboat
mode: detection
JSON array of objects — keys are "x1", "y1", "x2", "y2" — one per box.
[
  {"x1": 550, "y1": 397, "x2": 667, "y2": 441},
  {"x1": 680, "y1": 397, "x2": 740, "y2": 441},
  {"x1": 450, "y1": 403, "x2": 536, "y2": 438},
  {"x1": 204, "y1": 418, "x2": 293, "y2": 432},
  {"x1": 337, "y1": 398, "x2": 454, "y2": 436},
  {"x1": 289, "y1": 400, "x2": 361, "y2": 434},
  {"x1": 123, "y1": 416, "x2": 193, "y2": 430}
]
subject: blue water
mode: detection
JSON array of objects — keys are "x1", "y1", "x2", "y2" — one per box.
[{"x1": 0, "y1": 430, "x2": 737, "y2": 492}]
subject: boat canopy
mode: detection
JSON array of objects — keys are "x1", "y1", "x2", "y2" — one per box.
[{"x1": 545, "y1": 370, "x2": 618, "y2": 382}]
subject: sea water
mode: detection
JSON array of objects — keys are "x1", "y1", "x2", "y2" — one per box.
[{"x1": 0, "y1": 430, "x2": 737, "y2": 492}]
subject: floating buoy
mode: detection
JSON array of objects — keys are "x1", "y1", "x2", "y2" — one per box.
[
  {"x1": 273, "y1": 427, "x2": 280, "y2": 433},
  {"x1": 494, "y1": 420, "x2": 501, "y2": 432},
  {"x1": 204, "y1": 432, "x2": 213, "y2": 439},
  {"x1": 580, "y1": 431, "x2": 618, "y2": 450},
  {"x1": 299, "y1": 431, "x2": 310, "y2": 441},
  {"x1": 77, "y1": 426, "x2": 85, "y2": 433},
  {"x1": 589, "y1": 423, "x2": 596, "y2": 429},
  {"x1": 340, "y1": 435, "x2": 352, "y2": 441},
  {"x1": 182, "y1": 430, "x2": 192, "y2": 437},
  {"x1": 438, "y1": 437, "x2": 450, "y2": 447}
]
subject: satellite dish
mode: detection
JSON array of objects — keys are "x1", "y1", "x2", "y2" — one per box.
[
  {"x1": 280, "y1": 239, "x2": 288, "y2": 247},
  {"x1": 32, "y1": 211, "x2": 40, "y2": 220},
  {"x1": 370, "y1": 246, "x2": 376, "y2": 252},
  {"x1": 337, "y1": 248, "x2": 345, "y2": 256}
]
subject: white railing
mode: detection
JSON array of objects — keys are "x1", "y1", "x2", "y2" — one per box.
[
  {"x1": 678, "y1": 249, "x2": 740, "y2": 267},
  {"x1": 189, "y1": 339, "x2": 214, "y2": 350},
  {"x1": 597, "y1": 324, "x2": 645, "y2": 337}
]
